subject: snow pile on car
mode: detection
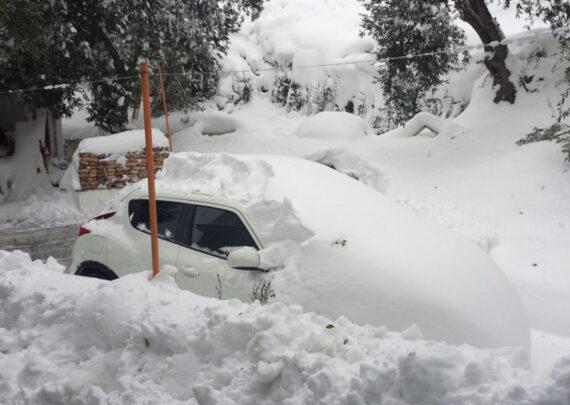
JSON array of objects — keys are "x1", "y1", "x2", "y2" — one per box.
[
  {"x1": 0, "y1": 250, "x2": 568, "y2": 404},
  {"x1": 155, "y1": 152, "x2": 314, "y2": 266},
  {"x1": 307, "y1": 148, "x2": 385, "y2": 192},
  {"x1": 151, "y1": 151, "x2": 529, "y2": 350}
]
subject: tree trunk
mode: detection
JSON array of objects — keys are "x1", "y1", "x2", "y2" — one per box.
[{"x1": 454, "y1": 0, "x2": 516, "y2": 104}]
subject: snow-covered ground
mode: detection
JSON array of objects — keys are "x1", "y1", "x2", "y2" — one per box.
[
  {"x1": 2, "y1": 249, "x2": 570, "y2": 404},
  {"x1": 0, "y1": 190, "x2": 85, "y2": 232}
]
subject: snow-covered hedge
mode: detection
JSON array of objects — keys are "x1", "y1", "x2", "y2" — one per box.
[{"x1": 1, "y1": 251, "x2": 569, "y2": 404}]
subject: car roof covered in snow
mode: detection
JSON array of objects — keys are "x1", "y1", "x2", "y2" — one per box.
[{"x1": 124, "y1": 187, "x2": 246, "y2": 212}]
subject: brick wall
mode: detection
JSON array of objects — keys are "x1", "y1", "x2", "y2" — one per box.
[{"x1": 78, "y1": 147, "x2": 169, "y2": 191}]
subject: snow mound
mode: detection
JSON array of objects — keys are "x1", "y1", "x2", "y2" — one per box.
[
  {"x1": 76, "y1": 128, "x2": 168, "y2": 155},
  {"x1": 157, "y1": 152, "x2": 272, "y2": 202},
  {"x1": 297, "y1": 111, "x2": 369, "y2": 141},
  {"x1": 0, "y1": 190, "x2": 85, "y2": 231},
  {"x1": 147, "y1": 152, "x2": 529, "y2": 350},
  {"x1": 189, "y1": 111, "x2": 241, "y2": 136},
  {"x1": 388, "y1": 112, "x2": 447, "y2": 138},
  {"x1": 307, "y1": 148, "x2": 385, "y2": 191},
  {"x1": 0, "y1": 250, "x2": 569, "y2": 404}
]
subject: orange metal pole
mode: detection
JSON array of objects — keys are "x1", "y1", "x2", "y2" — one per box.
[
  {"x1": 157, "y1": 65, "x2": 173, "y2": 152},
  {"x1": 140, "y1": 62, "x2": 160, "y2": 277}
]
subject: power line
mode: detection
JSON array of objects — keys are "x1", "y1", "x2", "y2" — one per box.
[{"x1": 1, "y1": 25, "x2": 568, "y2": 95}]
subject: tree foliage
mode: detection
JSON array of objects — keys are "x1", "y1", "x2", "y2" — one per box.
[
  {"x1": 361, "y1": 0, "x2": 466, "y2": 126},
  {"x1": 0, "y1": 0, "x2": 259, "y2": 133},
  {"x1": 362, "y1": 0, "x2": 570, "y2": 128}
]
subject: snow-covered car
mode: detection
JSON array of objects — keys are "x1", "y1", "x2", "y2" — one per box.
[{"x1": 70, "y1": 152, "x2": 530, "y2": 350}]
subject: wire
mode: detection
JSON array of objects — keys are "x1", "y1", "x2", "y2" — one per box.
[
  {"x1": 0, "y1": 75, "x2": 141, "y2": 95},
  {"x1": 1, "y1": 25, "x2": 567, "y2": 95}
]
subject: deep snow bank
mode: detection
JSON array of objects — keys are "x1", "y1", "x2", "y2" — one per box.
[{"x1": 1, "y1": 250, "x2": 569, "y2": 405}]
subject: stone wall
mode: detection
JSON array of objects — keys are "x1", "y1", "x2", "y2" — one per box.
[{"x1": 78, "y1": 147, "x2": 169, "y2": 191}]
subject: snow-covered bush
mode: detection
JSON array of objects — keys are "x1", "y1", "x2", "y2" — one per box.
[
  {"x1": 271, "y1": 73, "x2": 338, "y2": 114},
  {"x1": 217, "y1": 0, "x2": 380, "y2": 118},
  {"x1": 517, "y1": 123, "x2": 570, "y2": 162},
  {"x1": 270, "y1": 73, "x2": 293, "y2": 106}
]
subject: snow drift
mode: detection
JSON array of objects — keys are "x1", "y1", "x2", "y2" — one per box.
[
  {"x1": 1, "y1": 250, "x2": 568, "y2": 404},
  {"x1": 149, "y1": 152, "x2": 530, "y2": 350}
]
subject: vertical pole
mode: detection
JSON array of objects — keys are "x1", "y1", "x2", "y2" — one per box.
[
  {"x1": 140, "y1": 62, "x2": 160, "y2": 277},
  {"x1": 157, "y1": 65, "x2": 173, "y2": 152}
]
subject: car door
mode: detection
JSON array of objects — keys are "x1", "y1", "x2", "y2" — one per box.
[
  {"x1": 108, "y1": 198, "x2": 183, "y2": 277},
  {"x1": 175, "y1": 203, "x2": 263, "y2": 302}
]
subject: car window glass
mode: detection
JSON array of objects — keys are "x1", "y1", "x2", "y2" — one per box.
[
  {"x1": 128, "y1": 199, "x2": 184, "y2": 242},
  {"x1": 191, "y1": 205, "x2": 257, "y2": 257}
]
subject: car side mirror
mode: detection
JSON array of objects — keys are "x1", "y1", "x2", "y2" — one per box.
[{"x1": 227, "y1": 247, "x2": 262, "y2": 271}]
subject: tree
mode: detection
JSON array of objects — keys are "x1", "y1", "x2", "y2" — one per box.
[
  {"x1": 361, "y1": 0, "x2": 466, "y2": 125},
  {"x1": 362, "y1": 0, "x2": 570, "y2": 126},
  {"x1": 453, "y1": 0, "x2": 517, "y2": 104},
  {"x1": 0, "y1": 1, "x2": 81, "y2": 118},
  {"x1": 0, "y1": 0, "x2": 256, "y2": 133},
  {"x1": 509, "y1": 0, "x2": 570, "y2": 121},
  {"x1": 241, "y1": 0, "x2": 266, "y2": 21}
]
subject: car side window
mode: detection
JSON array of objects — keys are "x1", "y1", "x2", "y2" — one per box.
[
  {"x1": 128, "y1": 199, "x2": 184, "y2": 243},
  {"x1": 191, "y1": 205, "x2": 257, "y2": 258}
]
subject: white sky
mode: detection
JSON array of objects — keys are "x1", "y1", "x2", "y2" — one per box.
[{"x1": 458, "y1": 3, "x2": 549, "y2": 45}]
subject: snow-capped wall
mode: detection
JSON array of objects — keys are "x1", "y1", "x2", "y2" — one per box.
[{"x1": 61, "y1": 129, "x2": 169, "y2": 191}]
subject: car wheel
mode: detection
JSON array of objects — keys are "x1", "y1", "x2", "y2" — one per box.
[{"x1": 75, "y1": 261, "x2": 118, "y2": 281}]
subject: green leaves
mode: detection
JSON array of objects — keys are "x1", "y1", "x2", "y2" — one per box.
[
  {"x1": 361, "y1": 0, "x2": 465, "y2": 126},
  {"x1": 0, "y1": 0, "x2": 258, "y2": 131}
]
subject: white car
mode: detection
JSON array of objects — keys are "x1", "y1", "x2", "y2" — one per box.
[
  {"x1": 70, "y1": 152, "x2": 530, "y2": 350},
  {"x1": 71, "y1": 189, "x2": 267, "y2": 299}
]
